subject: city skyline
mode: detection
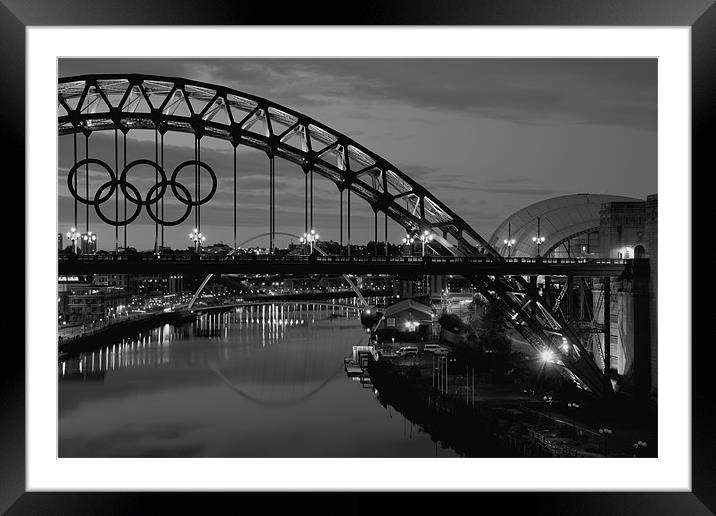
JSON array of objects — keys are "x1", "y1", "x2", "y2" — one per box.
[{"x1": 58, "y1": 58, "x2": 657, "y2": 251}]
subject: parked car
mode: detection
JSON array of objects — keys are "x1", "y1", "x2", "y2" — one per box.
[
  {"x1": 423, "y1": 344, "x2": 442, "y2": 353},
  {"x1": 395, "y1": 346, "x2": 419, "y2": 357},
  {"x1": 432, "y1": 347, "x2": 450, "y2": 356}
]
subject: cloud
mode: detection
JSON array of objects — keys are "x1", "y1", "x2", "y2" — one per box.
[{"x1": 59, "y1": 58, "x2": 657, "y2": 131}]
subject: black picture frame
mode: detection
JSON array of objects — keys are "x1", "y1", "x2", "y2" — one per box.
[{"x1": 4, "y1": 1, "x2": 713, "y2": 513}]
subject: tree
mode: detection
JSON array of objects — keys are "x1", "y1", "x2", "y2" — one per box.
[
  {"x1": 482, "y1": 303, "x2": 508, "y2": 335},
  {"x1": 438, "y1": 312, "x2": 465, "y2": 333}
]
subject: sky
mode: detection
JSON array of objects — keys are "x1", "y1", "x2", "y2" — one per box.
[{"x1": 58, "y1": 58, "x2": 657, "y2": 251}]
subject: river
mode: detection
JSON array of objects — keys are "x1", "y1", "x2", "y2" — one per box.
[{"x1": 58, "y1": 301, "x2": 459, "y2": 458}]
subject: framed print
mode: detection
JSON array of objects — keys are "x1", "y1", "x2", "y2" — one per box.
[{"x1": 5, "y1": 0, "x2": 714, "y2": 513}]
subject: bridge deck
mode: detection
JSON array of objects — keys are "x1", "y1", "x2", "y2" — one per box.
[{"x1": 58, "y1": 254, "x2": 638, "y2": 277}]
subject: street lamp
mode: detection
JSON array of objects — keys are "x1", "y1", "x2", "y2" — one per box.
[
  {"x1": 503, "y1": 221, "x2": 516, "y2": 257},
  {"x1": 66, "y1": 227, "x2": 80, "y2": 253},
  {"x1": 188, "y1": 228, "x2": 206, "y2": 252},
  {"x1": 632, "y1": 440, "x2": 648, "y2": 457},
  {"x1": 598, "y1": 427, "x2": 613, "y2": 455},
  {"x1": 300, "y1": 229, "x2": 320, "y2": 254},
  {"x1": 401, "y1": 234, "x2": 415, "y2": 256},
  {"x1": 503, "y1": 238, "x2": 516, "y2": 257},
  {"x1": 532, "y1": 217, "x2": 546, "y2": 257},
  {"x1": 540, "y1": 348, "x2": 555, "y2": 363},
  {"x1": 419, "y1": 230, "x2": 434, "y2": 256},
  {"x1": 82, "y1": 231, "x2": 97, "y2": 254}
]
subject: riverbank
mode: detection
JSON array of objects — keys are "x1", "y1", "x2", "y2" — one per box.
[
  {"x1": 368, "y1": 359, "x2": 545, "y2": 457},
  {"x1": 367, "y1": 357, "x2": 653, "y2": 457},
  {"x1": 58, "y1": 311, "x2": 195, "y2": 356}
]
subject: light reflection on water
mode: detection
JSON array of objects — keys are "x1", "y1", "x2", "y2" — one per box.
[{"x1": 59, "y1": 300, "x2": 457, "y2": 458}]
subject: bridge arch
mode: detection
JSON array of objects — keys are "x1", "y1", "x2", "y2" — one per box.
[{"x1": 58, "y1": 74, "x2": 495, "y2": 255}]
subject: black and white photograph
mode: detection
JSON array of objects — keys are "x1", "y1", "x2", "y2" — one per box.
[
  {"x1": 56, "y1": 57, "x2": 659, "y2": 459},
  {"x1": 2, "y1": 0, "x2": 710, "y2": 509}
]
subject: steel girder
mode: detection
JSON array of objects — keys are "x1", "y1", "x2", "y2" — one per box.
[
  {"x1": 57, "y1": 73, "x2": 610, "y2": 396},
  {"x1": 474, "y1": 275, "x2": 607, "y2": 395}
]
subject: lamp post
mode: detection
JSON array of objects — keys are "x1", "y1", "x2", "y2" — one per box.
[
  {"x1": 532, "y1": 217, "x2": 546, "y2": 257},
  {"x1": 66, "y1": 227, "x2": 80, "y2": 253},
  {"x1": 632, "y1": 440, "x2": 648, "y2": 457},
  {"x1": 419, "y1": 230, "x2": 434, "y2": 256},
  {"x1": 598, "y1": 427, "x2": 613, "y2": 455},
  {"x1": 82, "y1": 231, "x2": 97, "y2": 254},
  {"x1": 300, "y1": 229, "x2": 319, "y2": 254},
  {"x1": 189, "y1": 228, "x2": 206, "y2": 253},
  {"x1": 503, "y1": 221, "x2": 516, "y2": 257},
  {"x1": 401, "y1": 234, "x2": 415, "y2": 256}
]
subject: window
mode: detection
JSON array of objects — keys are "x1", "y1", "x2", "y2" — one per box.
[{"x1": 387, "y1": 318, "x2": 396, "y2": 328}]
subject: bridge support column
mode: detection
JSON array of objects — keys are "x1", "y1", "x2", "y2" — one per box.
[
  {"x1": 530, "y1": 275, "x2": 538, "y2": 320},
  {"x1": 544, "y1": 275, "x2": 552, "y2": 307},
  {"x1": 603, "y1": 276, "x2": 611, "y2": 392},
  {"x1": 269, "y1": 155, "x2": 275, "y2": 253},
  {"x1": 85, "y1": 133, "x2": 90, "y2": 235},
  {"x1": 565, "y1": 275, "x2": 574, "y2": 321},
  {"x1": 347, "y1": 189, "x2": 351, "y2": 257},
  {"x1": 122, "y1": 130, "x2": 127, "y2": 250},
  {"x1": 113, "y1": 128, "x2": 119, "y2": 253},
  {"x1": 304, "y1": 168, "x2": 308, "y2": 235},
  {"x1": 374, "y1": 210, "x2": 378, "y2": 257}
]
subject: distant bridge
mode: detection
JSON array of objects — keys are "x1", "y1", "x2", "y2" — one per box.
[{"x1": 193, "y1": 300, "x2": 363, "y2": 314}]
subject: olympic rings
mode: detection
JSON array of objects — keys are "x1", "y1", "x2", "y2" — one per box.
[
  {"x1": 170, "y1": 160, "x2": 217, "y2": 206},
  {"x1": 120, "y1": 159, "x2": 168, "y2": 206},
  {"x1": 94, "y1": 180, "x2": 142, "y2": 226},
  {"x1": 67, "y1": 158, "x2": 116, "y2": 205},
  {"x1": 65, "y1": 157, "x2": 218, "y2": 227},
  {"x1": 145, "y1": 180, "x2": 193, "y2": 227}
]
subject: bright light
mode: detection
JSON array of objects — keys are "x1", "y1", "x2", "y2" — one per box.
[{"x1": 540, "y1": 349, "x2": 555, "y2": 363}]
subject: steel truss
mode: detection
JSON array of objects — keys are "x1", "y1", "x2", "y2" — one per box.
[{"x1": 58, "y1": 73, "x2": 611, "y2": 396}]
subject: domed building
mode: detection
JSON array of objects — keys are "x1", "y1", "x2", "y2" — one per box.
[{"x1": 488, "y1": 193, "x2": 643, "y2": 258}]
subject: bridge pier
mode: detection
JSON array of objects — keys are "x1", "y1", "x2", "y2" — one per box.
[
  {"x1": 565, "y1": 275, "x2": 574, "y2": 321},
  {"x1": 544, "y1": 275, "x2": 552, "y2": 307},
  {"x1": 578, "y1": 277, "x2": 586, "y2": 321},
  {"x1": 530, "y1": 275, "x2": 538, "y2": 321},
  {"x1": 603, "y1": 276, "x2": 612, "y2": 395}
]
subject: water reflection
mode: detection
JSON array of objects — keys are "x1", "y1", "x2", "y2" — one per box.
[{"x1": 58, "y1": 299, "x2": 455, "y2": 458}]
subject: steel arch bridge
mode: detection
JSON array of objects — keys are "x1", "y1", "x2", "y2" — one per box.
[{"x1": 58, "y1": 73, "x2": 612, "y2": 397}]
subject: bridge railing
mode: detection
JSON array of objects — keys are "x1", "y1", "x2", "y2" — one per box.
[{"x1": 59, "y1": 253, "x2": 629, "y2": 266}]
